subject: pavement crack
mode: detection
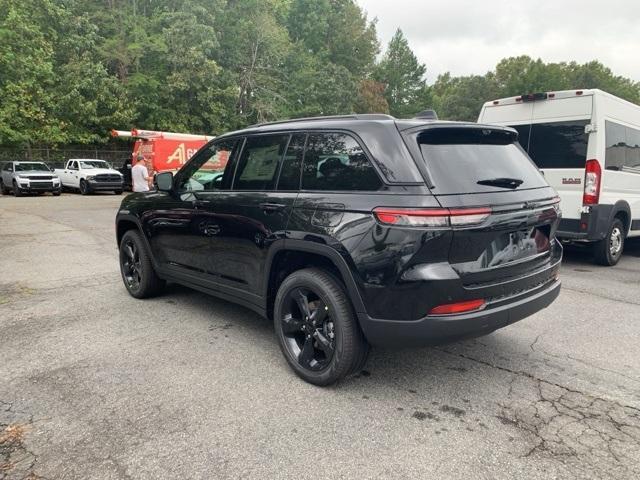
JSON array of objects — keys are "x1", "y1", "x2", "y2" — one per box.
[
  {"x1": 561, "y1": 285, "x2": 640, "y2": 307},
  {"x1": 438, "y1": 347, "x2": 640, "y2": 479}
]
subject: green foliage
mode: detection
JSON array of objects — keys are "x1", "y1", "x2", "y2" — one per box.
[
  {"x1": 1, "y1": 1, "x2": 639, "y2": 148},
  {"x1": 434, "y1": 55, "x2": 640, "y2": 121},
  {"x1": 374, "y1": 29, "x2": 427, "y2": 117}
]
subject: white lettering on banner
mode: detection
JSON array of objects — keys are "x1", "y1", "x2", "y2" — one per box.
[{"x1": 167, "y1": 143, "x2": 186, "y2": 165}]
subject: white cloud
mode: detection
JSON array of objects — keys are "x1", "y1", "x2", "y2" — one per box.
[{"x1": 358, "y1": 0, "x2": 640, "y2": 83}]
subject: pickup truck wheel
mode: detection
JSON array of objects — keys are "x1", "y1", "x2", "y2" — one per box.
[
  {"x1": 53, "y1": 190, "x2": 61, "y2": 196},
  {"x1": 119, "y1": 230, "x2": 165, "y2": 298},
  {"x1": 114, "y1": 189, "x2": 123, "y2": 195},
  {"x1": 79, "y1": 179, "x2": 90, "y2": 195},
  {"x1": 593, "y1": 218, "x2": 625, "y2": 266},
  {"x1": 12, "y1": 181, "x2": 22, "y2": 197},
  {"x1": 0, "y1": 179, "x2": 9, "y2": 195},
  {"x1": 274, "y1": 268, "x2": 367, "y2": 386}
]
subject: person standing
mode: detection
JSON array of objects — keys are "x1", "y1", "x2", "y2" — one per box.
[{"x1": 131, "y1": 154, "x2": 151, "y2": 192}]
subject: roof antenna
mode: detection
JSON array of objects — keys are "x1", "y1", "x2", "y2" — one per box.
[{"x1": 414, "y1": 109, "x2": 438, "y2": 120}]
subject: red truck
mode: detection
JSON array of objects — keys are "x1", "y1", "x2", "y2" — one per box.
[{"x1": 111, "y1": 129, "x2": 219, "y2": 189}]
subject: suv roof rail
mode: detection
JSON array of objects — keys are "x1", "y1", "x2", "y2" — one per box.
[{"x1": 246, "y1": 113, "x2": 395, "y2": 128}]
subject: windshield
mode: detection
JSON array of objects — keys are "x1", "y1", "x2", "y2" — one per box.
[
  {"x1": 418, "y1": 128, "x2": 548, "y2": 195},
  {"x1": 510, "y1": 120, "x2": 589, "y2": 169},
  {"x1": 79, "y1": 160, "x2": 110, "y2": 169},
  {"x1": 15, "y1": 163, "x2": 50, "y2": 172}
]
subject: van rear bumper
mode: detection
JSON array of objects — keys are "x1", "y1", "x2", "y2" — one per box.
[
  {"x1": 358, "y1": 279, "x2": 561, "y2": 347},
  {"x1": 557, "y1": 204, "x2": 613, "y2": 242}
]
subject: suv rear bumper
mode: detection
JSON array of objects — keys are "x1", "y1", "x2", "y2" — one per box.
[{"x1": 358, "y1": 278, "x2": 561, "y2": 347}]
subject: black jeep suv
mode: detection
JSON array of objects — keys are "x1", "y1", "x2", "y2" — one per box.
[{"x1": 115, "y1": 114, "x2": 562, "y2": 385}]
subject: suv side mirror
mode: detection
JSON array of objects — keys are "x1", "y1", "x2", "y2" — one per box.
[{"x1": 156, "y1": 171, "x2": 173, "y2": 192}]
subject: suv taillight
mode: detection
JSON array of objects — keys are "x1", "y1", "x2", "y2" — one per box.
[
  {"x1": 373, "y1": 207, "x2": 491, "y2": 227},
  {"x1": 583, "y1": 159, "x2": 601, "y2": 205}
]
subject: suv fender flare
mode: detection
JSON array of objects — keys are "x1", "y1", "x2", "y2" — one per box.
[
  {"x1": 264, "y1": 239, "x2": 367, "y2": 314},
  {"x1": 116, "y1": 214, "x2": 162, "y2": 271}
]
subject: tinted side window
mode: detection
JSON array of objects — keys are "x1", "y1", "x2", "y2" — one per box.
[
  {"x1": 515, "y1": 121, "x2": 589, "y2": 169},
  {"x1": 277, "y1": 134, "x2": 305, "y2": 191},
  {"x1": 302, "y1": 133, "x2": 382, "y2": 191},
  {"x1": 605, "y1": 121, "x2": 627, "y2": 171},
  {"x1": 178, "y1": 139, "x2": 238, "y2": 192},
  {"x1": 233, "y1": 135, "x2": 289, "y2": 191},
  {"x1": 626, "y1": 127, "x2": 640, "y2": 170}
]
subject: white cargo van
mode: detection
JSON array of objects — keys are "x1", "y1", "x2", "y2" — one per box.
[{"x1": 478, "y1": 89, "x2": 640, "y2": 265}]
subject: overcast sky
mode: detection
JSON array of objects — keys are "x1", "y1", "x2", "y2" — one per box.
[{"x1": 358, "y1": 0, "x2": 640, "y2": 83}]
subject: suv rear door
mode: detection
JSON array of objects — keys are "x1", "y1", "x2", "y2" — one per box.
[{"x1": 406, "y1": 125, "x2": 561, "y2": 296}]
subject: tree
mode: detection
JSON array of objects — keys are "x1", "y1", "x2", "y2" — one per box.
[
  {"x1": 374, "y1": 29, "x2": 426, "y2": 117},
  {"x1": 0, "y1": 0, "x2": 62, "y2": 147},
  {"x1": 354, "y1": 80, "x2": 389, "y2": 114},
  {"x1": 216, "y1": 0, "x2": 292, "y2": 125},
  {"x1": 287, "y1": 0, "x2": 379, "y2": 77}
]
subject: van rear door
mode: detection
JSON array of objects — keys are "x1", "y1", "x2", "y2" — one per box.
[
  {"x1": 510, "y1": 120, "x2": 590, "y2": 221},
  {"x1": 408, "y1": 125, "x2": 562, "y2": 297}
]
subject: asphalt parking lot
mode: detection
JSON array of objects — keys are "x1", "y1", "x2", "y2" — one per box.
[{"x1": 1, "y1": 193, "x2": 639, "y2": 480}]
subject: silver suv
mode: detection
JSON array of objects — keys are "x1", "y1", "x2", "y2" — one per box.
[{"x1": 0, "y1": 161, "x2": 62, "y2": 196}]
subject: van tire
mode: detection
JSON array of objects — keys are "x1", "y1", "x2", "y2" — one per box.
[{"x1": 593, "y1": 218, "x2": 625, "y2": 266}]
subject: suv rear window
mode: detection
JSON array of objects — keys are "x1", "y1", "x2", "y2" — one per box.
[
  {"x1": 418, "y1": 128, "x2": 547, "y2": 195},
  {"x1": 510, "y1": 120, "x2": 589, "y2": 169}
]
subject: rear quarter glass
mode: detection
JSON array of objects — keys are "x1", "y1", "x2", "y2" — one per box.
[{"x1": 416, "y1": 127, "x2": 548, "y2": 195}]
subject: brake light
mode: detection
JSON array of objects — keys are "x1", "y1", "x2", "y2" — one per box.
[
  {"x1": 583, "y1": 159, "x2": 601, "y2": 205},
  {"x1": 428, "y1": 299, "x2": 486, "y2": 316},
  {"x1": 373, "y1": 207, "x2": 491, "y2": 227}
]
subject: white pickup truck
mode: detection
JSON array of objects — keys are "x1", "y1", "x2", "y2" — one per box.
[{"x1": 55, "y1": 159, "x2": 124, "y2": 195}]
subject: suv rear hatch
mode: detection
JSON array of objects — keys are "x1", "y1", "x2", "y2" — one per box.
[{"x1": 407, "y1": 125, "x2": 561, "y2": 301}]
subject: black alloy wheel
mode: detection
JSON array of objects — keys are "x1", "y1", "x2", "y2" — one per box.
[
  {"x1": 121, "y1": 238, "x2": 142, "y2": 292},
  {"x1": 118, "y1": 230, "x2": 165, "y2": 298},
  {"x1": 281, "y1": 287, "x2": 336, "y2": 371},
  {"x1": 274, "y1": 268, "x2": 368, "y2": 385}
]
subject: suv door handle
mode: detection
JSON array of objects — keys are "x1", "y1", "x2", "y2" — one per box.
[
  {"x1": 259, "y1": 202, "x2": 286, "y2": 213},
  {"x1": 194, "y1": 199, "x2": 211, "y2": 208}
]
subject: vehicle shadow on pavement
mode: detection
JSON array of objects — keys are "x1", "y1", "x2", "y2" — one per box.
[{"x1": 561, "y1": 237, "x2": 640, "y2": 265}]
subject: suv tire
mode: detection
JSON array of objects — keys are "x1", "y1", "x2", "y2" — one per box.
[
  {"x1": 12, "y1": 181, "x2": 22, "y2": 197},
  {"x1": 119, "y1": 230, "x2": 165, "y2": 298},
  {"x1": 274, "y1": 268, "x2": 368, "y2": 386},
  {"x1": 0, "y1": 180, "x2": 9, "y2": 195},
  {"x1": 594, "y1": 217, "x2": 625, "y2": 266}
]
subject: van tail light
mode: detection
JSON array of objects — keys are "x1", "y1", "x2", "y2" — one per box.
[
  {"x1": 373, "y1": 207, "x2": 491, "y2": 227},
  {"x1": 428, "y1": 299, "x2": 486, "y2": 316},
  {"x1": 583, "y1": 159, "x2": 601, "y2": 205}
]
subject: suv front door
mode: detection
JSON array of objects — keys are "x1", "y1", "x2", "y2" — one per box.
[{"x1": 144, "y1": 139, "x2": 240, "y2": 281}]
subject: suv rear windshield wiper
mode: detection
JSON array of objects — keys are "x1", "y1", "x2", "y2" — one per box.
[{"x1": 477, "y1": 177, "x2": 524, "y2": 189}]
